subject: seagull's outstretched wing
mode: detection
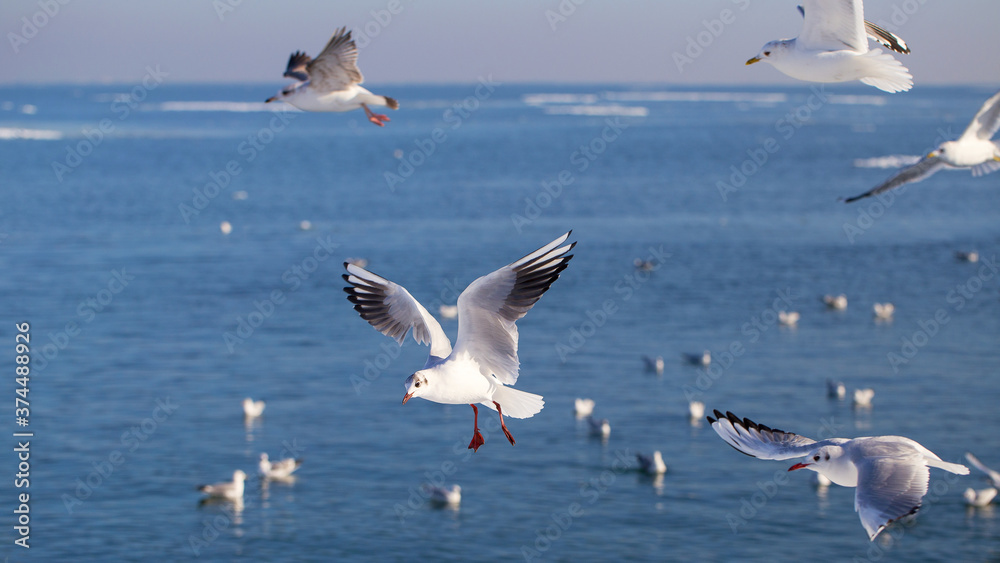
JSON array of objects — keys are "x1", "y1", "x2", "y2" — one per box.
[
  {"x1": 844, "y1": 155, "x2": 947, "y2": 203},
  {"x1": 343, "y1": 264, "x2": 453, "y2": 361},
  {"x1": 797, "y1": 0, "x2": 866, "y2": 52},
  {"x1": 863, "y1": 21, "x2": 910, "y2": 54},
  {"x1": 283, "y1": 51, "x2": 312, "y2": 82},
  {"x1": 960, "y1": 90, "x2": 1000, "y2": 142},
  {"x1": 707, "y1": 410, "x2": 819, "y2": 460},
  {"x1": 453, "y1": 232, "x2": 575, "y2": 385},
  {"x1": 798, "y1": 4, "x2": 910, "y2": 54},
  {"x1": 853, "y1": 444, "x2": 929, "y2": 540},
  {"x1": 965, "y1": 452, "x2": 1000, "y2": 488},
  {"x1": 307, "y1": 27, "x2": 364, "y2": 92}
]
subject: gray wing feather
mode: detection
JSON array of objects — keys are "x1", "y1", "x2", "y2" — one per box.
[
  {"x1": 853, "y1": 443, "x2": 929, "y2": 540},
  {"x1": 707, "y1": 410, "x2": 819, "y2": 460},
  {"x1": 844, "y1": 156, "x2": 947, "y2": 203},
  {"x1": 307, "y1": 27, "x2": 364, "y2": 92},
  {"x1": 960, "y1": 90, "x2": 1000, "y2": 141}
]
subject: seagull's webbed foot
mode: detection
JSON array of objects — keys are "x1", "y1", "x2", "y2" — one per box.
[
  {"x1": 362, "y1": 104, "x2": 390, "y2": 127},
  {"x1": 494, "y1": 401, "x2": 516, "y2": 446},
  {"x1": 468, "y1": 404, "x2": 485, "y2": 452}
]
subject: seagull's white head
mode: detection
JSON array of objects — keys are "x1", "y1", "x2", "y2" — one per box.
[
  {"x1": 747, "y1": 40, "x2": 790, "y2": 66},
  {"x1": 233, "y1": 470, "x2": 247, "y2": 483},
  {"x1": 928, "y1": 140, "x2": 958, "y2": 160},
  {"x1": 402, "y1": 372, "x2": 430, "y2": 405},
  {"x1": 789, "y1": 445, "x2": 844, "y2": 474}
]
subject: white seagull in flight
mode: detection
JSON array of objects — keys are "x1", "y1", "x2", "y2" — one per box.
[
  {"x1": 707, "y1": 410, "x2": 968, "y2": 540},
  {"x1": 344, "y1": 232, "x2": 576, "y2": 451},
  {"x1": 746, "y1": 1, "x2": 912, "y2": 93},
  {"x1": 845, "y1": 90, "x2": 1000, "y2": 202},
  {"x1": 266, "y1": 27, "x2": 399, "y2": 126}
]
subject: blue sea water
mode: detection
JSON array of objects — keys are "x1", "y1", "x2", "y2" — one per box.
[{"x1": 0, "y1": 82, "x2": 998, "y2": 562}]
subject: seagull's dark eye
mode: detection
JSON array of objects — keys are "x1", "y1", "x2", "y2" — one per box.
[
  {"x1": 764, "y1": 51, "x2": 771, "y2": 56},
  {"x1": 813, "y1": 455, "x2": 820, "y2": 462},
  {"x1": 415, "y1": 382, "x2": 421, "y2": 388}
]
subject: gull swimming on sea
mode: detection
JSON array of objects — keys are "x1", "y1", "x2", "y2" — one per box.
[
  {"x1": 265, "y1": 27, "x2": 399, "y2": 126},
  {"x1": 574, "y1": 398, "x2": 595, "y2": 418},
  {"x1": 243, "y1": 398, "x2": 265, "y2": 418},
  {"x1": 873, "y1": 303, "x2": 894, "y2": 320},
  {"x1": 965, "y1": 452, "x2": 1000, "y2": 488},
  {"x1": 956, "y1": 251, "x2": 980, "y2": 263},
  {"x1": 198, "y1": 470, "x2": 247, "y2": 501},
  {"x1": 964, "y1": 487, "x2": 997, "y2": 508},
  {"x1": 853, "y1": 388, "x2": 875, "y2": 408},
  {"x1": 689, "y1": 401, "x2": 706, "y2": 421},
  {"x1": 425, "y1": 484, "x2": 462, "y2": 507},
  {"x1": 643, "y1": 355, "x2": 665, "y2": 374},
  {"x1": 343, "y1": 232, "x2": 575, "y2": 452},
  {"x1": 845, "y1": 90, "x2": 1000, "y2": 202},
  {"x1": 778, "y1": 311, "x2": 800, "y2": 327},
  {"x1": 682, "y1": 351, "x2": 711, "y2": 366},
  {"x1": 827, "y1": 380, "x2": 846, "y2": 400},
  {"x1": 707, "y1": 410, "x2": 969, "y2": 540},
  {"x1": 746, "y1": 1, "x2": 912, "y2": 93},
  {"x1": 259, "y1": 453, "x2": 303, "y2": 480},
  {"x1": 588, "y1": 416, "x2": 611, "y2": 438},
  {"x1": 636, "y1": 451, "x2": 667, "y2": 475},
  {"x1": 438, "y1": 304, "x2": 459, "y2": 320},
  {"x1": 823, "y1": 294, "x2": 848, "y2": 310}
]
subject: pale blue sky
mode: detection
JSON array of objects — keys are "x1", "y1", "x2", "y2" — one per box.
[{"x1": 2, "y1": 0, "x2": 998, "y2": 85}]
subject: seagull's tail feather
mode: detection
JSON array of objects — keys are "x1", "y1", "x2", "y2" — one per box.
[
  {"x1": 383, "y1": 96, "x2": 399, "y2": 110},
  {"x1": 486, "y1": 386, "x2": 544, "y2": 419},
  {"x1": 927, "y1": 459, "x2": 970, "y2": 475},
  {"x1": 857, "y1": 50, "x2": 912, "y2": 93}
]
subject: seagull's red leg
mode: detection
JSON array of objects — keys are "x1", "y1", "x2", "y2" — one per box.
[
  {"x1": 468, "y1": 404, "x2": 485, "y2": 452},
  {"x1": 493, "y1": 401, "x2": 516, "y2": 446},
  {"x1": 361, "y1": 103, "x2": 390, "y2": 127}
]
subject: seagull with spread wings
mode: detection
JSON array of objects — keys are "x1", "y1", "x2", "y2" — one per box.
[
  {"x1": 746, "y1": 1, "x2": 912, "y2": 93},
  {"x1": 265, "y1": 27, "x2": 398, "y2": 126},
  {"x1": 707, "y1": 410, "x2": 968, "y2": 540},
  {"x1": 845, "y1": 90, "x2": 1000, "y2": 202},
  {"x1": 343, "y1": 233, "x2": 576, "y2": 451}
]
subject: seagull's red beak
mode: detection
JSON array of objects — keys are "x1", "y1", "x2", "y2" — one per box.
[
  {"x1": 402, "y1": 392, "x2": 413, "y2": 405},
  {"x1": 788, "y1": 462, "x2": 811, "y2": 471}
]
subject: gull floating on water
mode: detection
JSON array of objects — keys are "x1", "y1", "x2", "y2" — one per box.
[
  {"x1": 243, "y1": 398, "x2": 265, "y2": 418},
  {"x1": 636, "y1": 451, "x2": 667, "y2": 475},
  {"x1": 778, "y1": 311, "x2": 800, "y2": 326},
  {"x1": 746, "y1": 1, "x2": 912, "y2": 93},
  {"x1": 873, "y1": 303, "x2": 894, "y2": 320},
  {"x1": 265, "y1": 27, "x2": 399, "y2": 126},
  {"x1": 956, "y1": 251, "x2": 980, "y2": 263},
  {"x1": 689, "y1": 401, "x2": 705, "y2": 421},
  {"x1": 198, "y1": 470, "x2": 247, "y2": 500},
  {"x1": 259, "y1": 453, "x2": 303, "y2": 479},
  {"x1": 845, "y1": 90, "x2": 1000, "y2": 202},
  {"x1": 643, "y1": 355, "x2": 665, "y2": 374},
  {"x1": 827, "y1": 380, "x2": 846, "y2": 400},
  {"x1": 964, "y1": 487, "x2": 997, "y2": 508},
  {"x1": 574, "y1": 398, "x2": 595, "y2": 418},
  {"x1": 588, "y1": 416, "x2": 611, "y2": 438},
  {"x1": 425, "y1": 484, "x2": 461, "y2": 507},
  {"x1": 633, "y1": 258, "x2": 656, "y2": 272},
  {"x1": 682, "y1": 351, "x2": 711, "y2": 366},
  {"x1": 343, "y1": 232, "x2": 575, "y2": 452},
  {"x1": 853, "y1": 388, "x2": 875, "y2": 408},
  {"x1": 438, "y1": 304, "x2": 459, "y2": 320},
  {"x1": 823, "y1": 294, "x2": 848, "y2": 310},
  {"x1": 707, "y1": 410, "x2": 969, "y2": 540},
  {"x1": 965, "y1": 452, "x2": 1000, "y2": 488},
  {"x1": 220, "y1": 221, "x2": 233, "y2": 235}
]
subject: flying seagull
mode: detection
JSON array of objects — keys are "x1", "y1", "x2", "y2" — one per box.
[
  {"x1": 343, "y1": 232, "x2": 576, "y2": 451},
  {"x1": 746, "y1": 1, "x2": 912, "y2": 93},
  {"x1": 265, "y1": 27, "x2": 399, "y2": 126},
  {"x1": 844, "y1": 90, "x2": 1000, "y2": 202},
  {"x1": 707, "y1": 410, "x2": 968, "y2": 540}
]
